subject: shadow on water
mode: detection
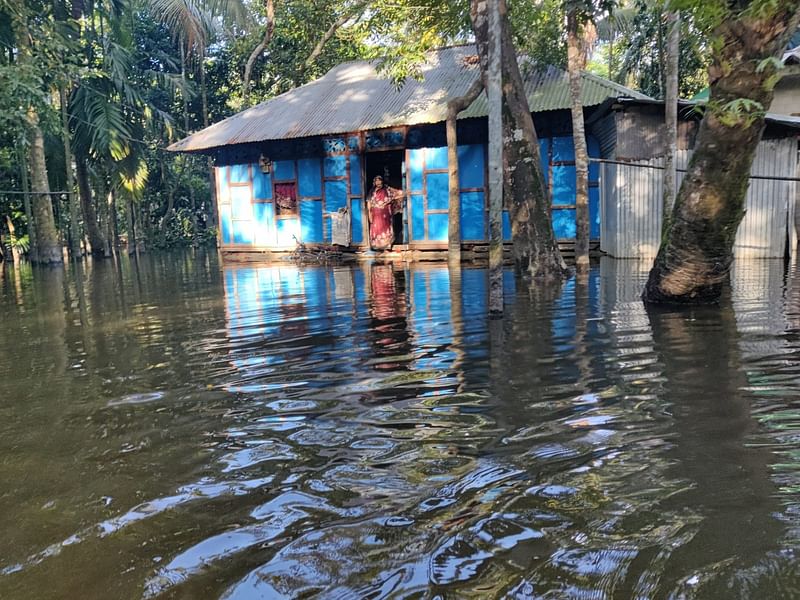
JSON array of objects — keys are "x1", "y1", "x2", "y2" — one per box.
[{"x1": 1, "y1": 254, "x2": 800, "y2": 598}]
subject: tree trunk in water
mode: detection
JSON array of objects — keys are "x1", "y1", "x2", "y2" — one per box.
[
  {"x1": 97, "y1": 183, "x2": 112, "y2": 257},
  {"x1": 107, "y1": 188, "x2": 119, "y2": 252},
  {"x1": 75, "y1": 154, "x2": 107, "y2": 256},
  {"x1": 486, "y1": 0, "x2": 503, "y2": 316},
  {"x1": 242, "y1": 0, "x2": 275, "y2": 105},
  {"x1": 567, "y1": 8, "x2": 590, "y2": 269},
  {"x1": 5, "y1": 215, "x2": 21, "y2": 266},
  {"x1": 161, "y1": 173, "x2": 175, "y2": 248},
  {"x1": 126, "y1": 198, "x2": 136, "y2": 254},
  {"x1": 663, "y1": 11, "x2": 680, "y2": 232},
  {"x1": 643, "y1": 5, "x2": 800, "y2": 304},
  {"x1": 181, "y1": 46, "x2": 198, "y2": 242},
  {"x1": 200, "y1": 60, "x2": 218, "y2": 240},
  {"x1": 60, "y1": 87, "x2": 82, "y2": 259},
  {"x1": 27, "y1": 109, "x2": 63, "y2": 264},
  {"x1": 17, "y1": 144, "x2": 37, "y2": 262},
  {"x1": 446, "y1": 78, "x2": 484, "y2": 266},
  {"x1": 470, "y1": 0, "x2": 567, "y2": 279}
]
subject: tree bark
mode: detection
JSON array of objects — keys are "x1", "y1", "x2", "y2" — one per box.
[
  {"x1": 17, "y1": 144, "x2": 37, "y2": 262},
  {"x1": 487, "y1": 0, "x2": 503, "y2": 316},
  {"x1": 643, "y1": 4, "x2": 800, "y2": 304},
  {"x1": 242, "y1": 0, "x2": 275, "y2": 105},
  {"x1": 126, "y1": 197, "x2": 137, "y2": 254},
  {"x1": 180, "y1": 45, "x2": 198, "y2": 241},
  {"x1": 200, "y1": 60, "x2": 218, "y2": 241},
  {"x1": 303, "y1": 2, "x2": 367, "y2": 73},
  {"x1": 446, "y1": 78, "x2": 484, "y2": 266},
  {"x1": 470, "y1": 0, "x2": 567, "y2": 280},
  {"x1": 5, "y1": 215, "x2": 21, "y2": 266},
  {"x1": 75, "y1": 153, "x2": 107, "y2": 256},
  {"x1": 60, "y1": 87, "x2": 82, "y2": 258},
  {"x1": 107, "y1": 187, "x2": 119, "y2": 252},
  {"x1": 663, "y1": 10, "x2": 680, "y2": 232},
  {"x1": 567, "y1": 8, "x2": 590, "y2": 269},
  {"x1": 27, "y1": 108, "x2": 63, "y2": 264}
]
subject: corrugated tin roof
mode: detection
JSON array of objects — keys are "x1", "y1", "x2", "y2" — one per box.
[
  {"x1": 615, "y1": 97, "x2": 800, "y2": 130},
  {"x1": 169, "y1": 45, "x2": 650, "y2": 153},
  {"x1": 784, "y1": 46, "x2": 800, "y2": 64}
]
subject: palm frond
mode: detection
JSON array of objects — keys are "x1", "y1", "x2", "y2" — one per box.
[{"x1": 149, "y1": 0, "x2": 210, "y2": 56}]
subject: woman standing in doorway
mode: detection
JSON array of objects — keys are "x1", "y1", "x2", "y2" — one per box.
[{"x1": 367, "y1": 175, "x2": 403, "y2": 250}]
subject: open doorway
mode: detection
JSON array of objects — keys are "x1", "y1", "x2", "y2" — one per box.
[{"x1": 365, "y1": 150, "x2": 405, "y2": 245}]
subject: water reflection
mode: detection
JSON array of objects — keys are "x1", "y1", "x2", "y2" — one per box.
[{"x1": 1, "y1": 255, "x2": 800, "y2": 598}]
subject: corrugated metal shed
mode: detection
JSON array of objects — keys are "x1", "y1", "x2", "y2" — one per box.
[
  {"x1": 169, "y1": 45, "x2": 649, "y2": 153},
  {"x1": 600, "y1": 138, "x2": 799, "y2": 259}
]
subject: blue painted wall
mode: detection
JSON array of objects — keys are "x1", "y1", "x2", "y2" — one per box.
[{"x1": 215, "y1": 133, "x2": 601, "y2": 250}]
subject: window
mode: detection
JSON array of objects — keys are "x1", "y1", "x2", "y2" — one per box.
[{"x1": 274, "y1": 182, "x2": 297, "y2": 216}]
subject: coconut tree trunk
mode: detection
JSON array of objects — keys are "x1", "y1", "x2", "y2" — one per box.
[
  {"x1": 446, "y1": 78, "x2": 484, "y2": 266},
  {"x1": 60, "y1": 87, "x2": 82, "y2": 259},
  {"x1": 663, "y1": 10, "x2": 680, "y2": 231},
  {"x1": 643, "y1": 5, "x2": 800, "y2": 304},
  {"x1": 125, "y1": 197, "x2": 136, "y2": 254},
  {"x1": 5, "y1": 215, "x2": 21, "y2": 266},
  {"x1": 180, "y1": 46, "x2": 198, "y2": 242},
  {"x1": 470, "y1": 0, "x2": 567, "y2": 279},
  {"x1": 200, "y1": 59, "x2": 218, "y2": 240},
  {"x1": 567, "y1": 8, "x2": 590, "y2": 269},
  {"x1": 27, "y1": 108, "x2": 63, "y2": 264},
  {"x1": 17, "y1": 144, "x2": 37, "y2": 262},
  {"x1": 107, "y1": 187, "x2": 119, "y2": 252},
  {"x1": 75, "y1": 153, "x2": 107, "y2": 256}
]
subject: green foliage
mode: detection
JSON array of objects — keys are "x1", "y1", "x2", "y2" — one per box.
[
  {"x1": 712, "y1": 97, "x2": 766, "y2": 127},
  {"x1": 612, "y1": 0, "x2": 710, "y2": 98}
]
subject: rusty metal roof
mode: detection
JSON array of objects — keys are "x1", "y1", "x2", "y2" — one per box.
[{"x1": 169, "y1": 45, "x2": 650, "y2": 153}]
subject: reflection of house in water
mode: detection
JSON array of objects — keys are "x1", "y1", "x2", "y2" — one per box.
[{"x1": 222, "y1": 264, "x2": 516, "y2": 405}]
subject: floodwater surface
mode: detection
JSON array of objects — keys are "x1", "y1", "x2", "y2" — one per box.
[{"x1": 1, "y1": 253, "x2": 800, "y2": 599}]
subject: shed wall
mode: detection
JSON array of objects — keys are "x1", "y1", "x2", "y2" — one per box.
[{"x1": 600, "y1": 137, "x2": 798, "y2": 258}]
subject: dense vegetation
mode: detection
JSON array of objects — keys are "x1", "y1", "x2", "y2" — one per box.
[{"x1": 0, "y1": 0, "x2": 725, "y2": 263}]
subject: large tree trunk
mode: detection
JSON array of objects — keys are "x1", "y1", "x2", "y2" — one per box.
[
  {"x1": 567, "y1": 8, "x2": 590, "y2": 269},
  {"x1": 643, "y1": 5, "x2": 800, "y2": 304},
  {"x1": 242, "y1": 0, "x2": 275, "y2": 105},
  {"x1": 446, "y1": 78, "x2": 484, "y2": 266},
  {"x1": 470, "y1": 0, "x2": 567, "y2": 279},
  {"x1": 27, "y1": 109, "x2": 63, "y2": 264},
  {"x1": 662, "y1": 10, "x2": 680, "y2": 231},
  {"x1": 75, "y1": 153, "x2": 107, "y2": 256}
]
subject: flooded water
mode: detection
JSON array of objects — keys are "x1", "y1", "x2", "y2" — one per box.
[{"x1": 2, "y1": 253, "x2": 800, "y2": 599}]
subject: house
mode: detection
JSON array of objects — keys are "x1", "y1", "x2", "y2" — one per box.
[{"x1": 168, "y1": 45, "x2": 651, "y2": 259}]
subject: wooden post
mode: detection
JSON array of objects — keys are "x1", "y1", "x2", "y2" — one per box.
[
  {"x1": 487, "y1": 0, "x2": 503, "y2": 316},
  {"x1": 446, "y1": 111, "x2": 461, "y2": 266},
  {"x1": 447, "y1": 79, "x2": 483, "y2": 267},
  {"x1": 447, "y1": 79, "x2": 483, "y2": 266}
]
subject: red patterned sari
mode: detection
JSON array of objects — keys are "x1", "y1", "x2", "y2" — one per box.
[{"x1": 368, "y1": 186, "x2": 402, "y2": 250}]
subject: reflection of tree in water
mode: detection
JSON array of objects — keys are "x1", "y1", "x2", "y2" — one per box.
[
  {"x1": 367, "y1": 263, "x2": 410, "y2": 371},
  {"x1": 644, "y1": 302, "x2": 784, "y2": 597}
]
